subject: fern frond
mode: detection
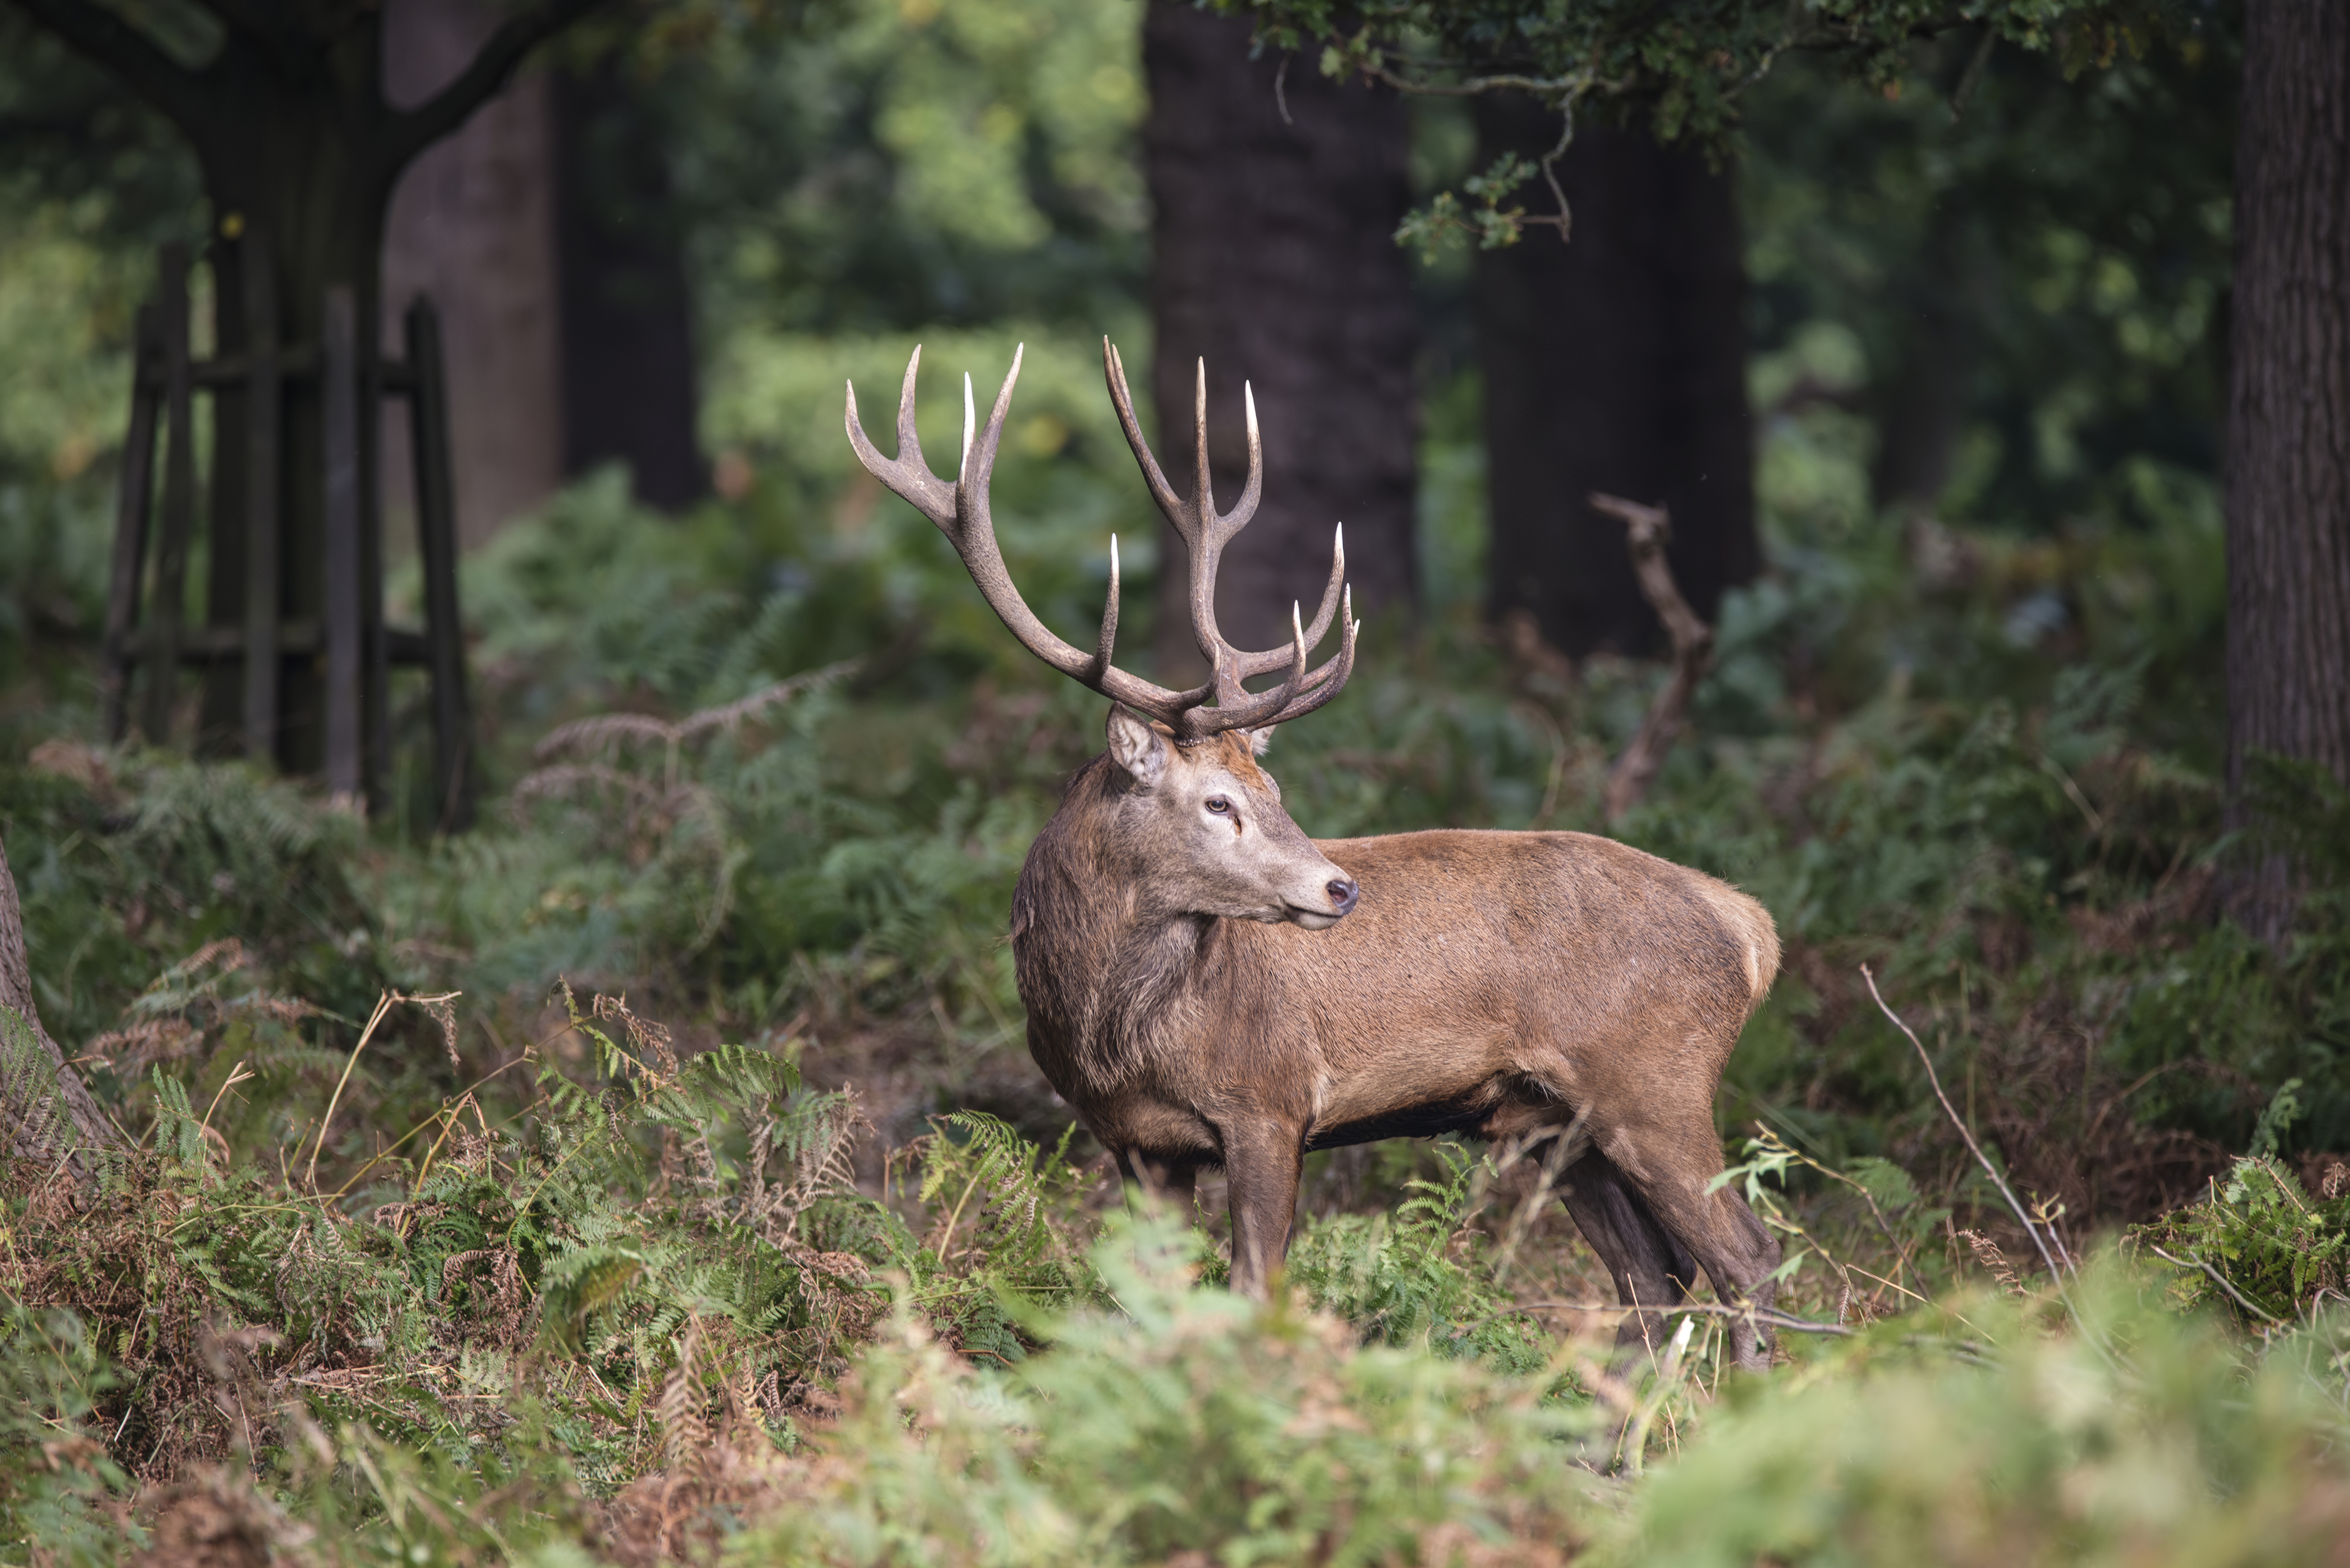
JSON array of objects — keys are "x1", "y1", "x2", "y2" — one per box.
[{"x1": 0, "y1": 1004, "x2": 82, "y2": 1166}]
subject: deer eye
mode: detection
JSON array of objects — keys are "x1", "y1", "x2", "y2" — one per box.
[{"x1": 1204, "y1": 797, "x2": 1231, "y2": 815}]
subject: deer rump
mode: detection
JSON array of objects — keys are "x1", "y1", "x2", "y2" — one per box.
[{"x1": 845, "y1": 339, "x2": 1785, "y2": 1368}]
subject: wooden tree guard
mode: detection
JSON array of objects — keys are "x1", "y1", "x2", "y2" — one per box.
[{"x1": 101, "y1": 233, "x2": 477, "y2": 830}]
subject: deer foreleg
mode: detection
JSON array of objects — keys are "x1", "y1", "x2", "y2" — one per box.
[{"x1": 1221, "y1": 1123, "x2": 1305, "y2": 1300}]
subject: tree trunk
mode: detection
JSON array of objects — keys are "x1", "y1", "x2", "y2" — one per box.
[
  {"x1": 1873, "y1": 203, "x2": 1984, "y2": 521},
  {"x1": 2225, "y1": 0, "x2": 2350, "y2": 942},
  {"x1": 1474, "y1": 97, "x2": 1757, "y2": 658},
  {"x1": 1142, "y1": 1, "x2": 1418, "y2": 673},
  {"x1": 383, "y1": 0, "x2": 566, "y2": 549},
  {"x1": 552, "y1": 54, "x2": 704, "y2": 511},
  {"x1": 0, "y1": 835, "x2": 120, "y2": 1182},
  {"x1": 168, "y1": 33, "x2": 395, "y2": 778}
]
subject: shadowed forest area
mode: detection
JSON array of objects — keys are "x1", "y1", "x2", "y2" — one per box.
[{"x1": 3, "y1": 0, "x2": 2350, "y2": 1562}]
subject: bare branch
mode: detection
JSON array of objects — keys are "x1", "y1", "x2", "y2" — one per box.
[
  {"x1": 1359, "y1": 64, "x2": 1589, "y2": 98},
  {"x1": 1595, "y1": 494, "x2": 1714, "y2": 822},
  {"x1": 2145, "y1": 1244, "x2": 2282, "y2": 1327},
  {"x1": 8, "y1": 0, "x2": 211, "y2": 134},
  {"x1": 383, "y1": 0, "x2": 614, "y2": 171},
  {"x1": 1861, "y1": 964, "x2": 2074, "y2": 1283}
]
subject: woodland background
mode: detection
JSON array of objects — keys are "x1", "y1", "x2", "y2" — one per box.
[{"x1": 1, "y1": 0, "x2": 2349, "y2": 1563}]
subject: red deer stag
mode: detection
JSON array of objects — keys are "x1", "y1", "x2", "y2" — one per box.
[{"x1": 845, "y1": 342, "x2": 1784, "y2": 1366}]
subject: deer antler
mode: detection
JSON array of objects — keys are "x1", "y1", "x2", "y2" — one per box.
[
  {"x1": 843, "y1": 341, "x2": 1359, "y2": 741},
  {"x1": 1101, "y1": 341, "x2": 1357, "y2": 734}
]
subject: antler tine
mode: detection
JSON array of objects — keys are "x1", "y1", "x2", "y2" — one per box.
[
  {"x1": 1257, "y1": 588, "x2": 1360, "y2": 728},
  {"x1": 1103, "y1": 339, "x2": 1187, "y2": 529},
  {"x1": 896, "y1": 346, "x2": 923, "y2": 469},
  {"x1": 960, "y1": 370, "x2": 976, "y2": 479},
  {"x1": 1087, "y1": 534, "x2": 1122, "y2": 681},
  {"x1": 845, "y1": 346, "x2": 955, "y2": 529},
  {"x1": 1229, "y1": 522, "x2": 1346, "y2": 679},
  {"x1": 1227, "y1": 379, "x2": 1264, "y2": 541},
  {"x1": 1192, "y1": 359, "x2": 1214, "y2": 546},
  {"x1": 1199, "y1": 598, "x2": 1316, "y2": 731}
]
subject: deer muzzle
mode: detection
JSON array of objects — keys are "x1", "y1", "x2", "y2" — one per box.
[{"x1": 1289, "y1": 874, "x2": 1359, "y2": 930}]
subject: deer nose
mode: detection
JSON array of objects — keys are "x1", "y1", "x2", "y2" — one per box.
[{"x1": 1326, "y1": 877, "x2": 1359, "y2": 916}]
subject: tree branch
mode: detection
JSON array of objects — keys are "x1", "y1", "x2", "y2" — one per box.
[
  {"x1": 6, "y1": 0, "x2": 211, "y2": 134},
  {"x1": 383, "y1": 0, "x2": 614, "y2": 171},
  {"x1": 1593, "y1": 493, "x2": 1715, "y2": 822}
]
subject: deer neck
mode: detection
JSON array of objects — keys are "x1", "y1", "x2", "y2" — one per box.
[{"x1": 1010, "y1": 758, "x2": 1225, "y2": 1099}]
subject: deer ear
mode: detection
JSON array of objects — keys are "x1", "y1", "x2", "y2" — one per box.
[
  {"x1": 1242, "y1": 726, "x2": 1275, "y2": 758},
  {"x1": 1105, "y1": 705, "x2": 1171, "y2": 787}
]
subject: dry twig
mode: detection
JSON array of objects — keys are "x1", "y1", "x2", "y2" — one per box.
[
  {"x1": 2146, "y1": 1243, "x2": 2283, "y2": 1326},
  {"x1": 1592, "y1": 494, "x2": 1716, "y2": 821},
  {"x1": 1862, "y1": 965, "x2": 2073, "y2": 1283}
]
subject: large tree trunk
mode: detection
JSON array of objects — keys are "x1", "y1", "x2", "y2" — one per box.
[
  {"x1": 552, "y1": 55, "x2": 704, "y2": 512},
  {"x1": 1474, "y1": 98, "x2": 1757, "y2": 657},
  {"x1": 382, "y1": 0, "x2": 566, "y2": 550},
  {"x1": 0, "y1": 835, "x2": 120, "y2": 1182},
  {"x1": 165, "y1": 32, "x2": 395, "y2": 778},
  {"x1": 2225, "y1": 0, "x2": 2350, "y2": 943},
  {"x1": 1142, "y1": 1, "x2": 1418, "y2": 672},
  {"x1": 1873, "y1": 203, "x2": 1984, "y2": 521}
]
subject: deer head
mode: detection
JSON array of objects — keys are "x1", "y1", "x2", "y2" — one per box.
[
  {"x1": 1100, "y1": 711, "x2": 1358, "y2": 928},
  {"x1": 844, "y1": 338, "x2": 1361, "y2": 928}
]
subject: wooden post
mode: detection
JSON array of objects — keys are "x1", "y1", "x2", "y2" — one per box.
[
  {"x1": 196, "y1": 236, "x2": 250, "y2": 750},
  {"x1": 142, "y1": 244, "x2": 196, "y2": 744},
  {"x1": 363, "y1": 362, "x2": 391, "y2": 817},
  {"x1": 405, "y1": 297, "x2": 476, "y2": 831},
  {"x1": 321, "y1": 287, "x2": 363, "y2": 803},
  {"x1": 102, "y1": 305, "x2": 161, "y2": 742},
  {"x1": 242, "y1": 236, "x2": 282, "y2": 764}
]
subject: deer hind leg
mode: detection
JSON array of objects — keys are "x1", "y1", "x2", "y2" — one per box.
[
  {"x1": 1556, "y1": 1147, "x2": 1703, "y2": 1363},
  {"x1": 1600, "y1": 1132, "x2": 1784, "y2": 1373}
]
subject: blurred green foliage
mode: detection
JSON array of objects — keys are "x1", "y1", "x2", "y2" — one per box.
[
  {"x1": 1228, "y1": 0, "x2": 2207, "y2": 147},
  {"x1": 630, "y1": 0, "x2": 1146, "y2": 331},
  {"x1": 1742, "y1": 28, "x2": 2233, "y2": 569},
  {"x1": 1620, "y1": 1262, "x2": 2350, "y2": 1568}
]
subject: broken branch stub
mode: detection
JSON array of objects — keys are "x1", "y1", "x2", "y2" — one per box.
[{"x1": 1593, "y1": 492, "x2": 1716, "y2": 822}]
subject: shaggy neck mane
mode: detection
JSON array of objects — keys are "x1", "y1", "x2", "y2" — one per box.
[{"x1": 1009, "y1": 756, "x2": 1223, "y2": 1096}]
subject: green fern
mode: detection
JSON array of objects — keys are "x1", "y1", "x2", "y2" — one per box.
[
  {"x1": 1287, "y1": 1143, "x2": 1551, "y2": 1376},
  {"x1": 0, "y1": 1004, "x2": 80, "y2": 1166}
]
